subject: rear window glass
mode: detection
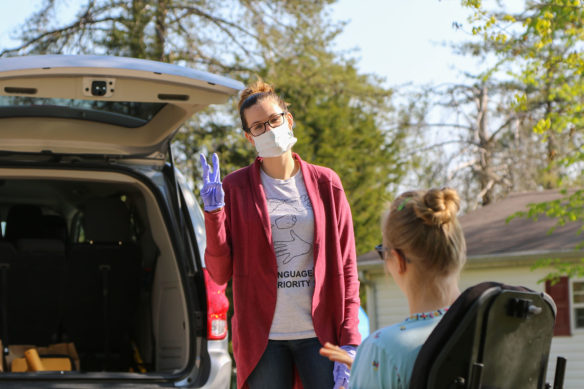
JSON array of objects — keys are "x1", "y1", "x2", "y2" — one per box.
[{"x1": 0, "y1": 96, "x2": 166, "y2": 128}]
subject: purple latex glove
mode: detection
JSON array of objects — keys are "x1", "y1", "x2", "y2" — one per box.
[
  {"x1": 333, "y1": 345, "x2": 357, "y2": 389},
  {"x1": 199, "y1": 153, "x2": 225, "y2": 212}
]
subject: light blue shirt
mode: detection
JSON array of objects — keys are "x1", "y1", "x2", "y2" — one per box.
[{"x1": 349, "y1": 309, "x2": 448, "y2": 389}]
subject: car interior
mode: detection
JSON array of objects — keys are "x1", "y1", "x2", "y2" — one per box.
[{"x1": 0, "y1": 168, "x2": 194, "y2": 375}]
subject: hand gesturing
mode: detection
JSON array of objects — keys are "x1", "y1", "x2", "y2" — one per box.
[{"x1": 199, "y1": 152, "x2": 225, "y2": 212}]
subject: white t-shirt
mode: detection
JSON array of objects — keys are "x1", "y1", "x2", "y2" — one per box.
[{"x1": 260, "y1": 167, "x2": 316, "y2": 339}]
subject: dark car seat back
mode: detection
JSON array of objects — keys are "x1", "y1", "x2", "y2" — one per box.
[
  {"x1": 65, "y1": 197, "x2": 141, "y2": 370},
  {"x1": 4, "y1": 205, "x2": 66, "y2": 346},
  {"x1": 409, "y1": 281, "x2": 558, "y2": 389},
  {"x1": 82, "y1": 197, "x2": 132, "y2": 244},
  {"x1": 42, "y1": 214, "x2": 68, "y2": 243},
  {"x1": 5, "y1": 204, "x2": 44, "y2": 243}
]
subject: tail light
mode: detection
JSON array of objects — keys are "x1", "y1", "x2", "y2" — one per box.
[{"x1": 203, "y1": 269, "x2": 229, "y2": 340}]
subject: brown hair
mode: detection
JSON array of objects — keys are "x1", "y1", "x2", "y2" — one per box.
[
  {"x1": 238, "y1": 79, "x2": 288, "y2": 132},
  {"x1": 382, "y1": 188, "x2": 466, "y2": 278}
]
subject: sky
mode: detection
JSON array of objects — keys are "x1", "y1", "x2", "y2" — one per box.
[
  {"x1": 0, "y1": 0, "x2": 478, "y2": 88},
  {"x1": 330, "y1": 0, "x2": 477, "y2": 87}
]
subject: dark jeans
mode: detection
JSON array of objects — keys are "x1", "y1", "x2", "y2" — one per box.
[{"x1": 247, "y1": 337, "x2": 334, "y2": 389}]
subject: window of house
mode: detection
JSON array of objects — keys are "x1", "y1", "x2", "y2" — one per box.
[{"x1": 573, "y1": 280, "x2": 584, "y2": 329}]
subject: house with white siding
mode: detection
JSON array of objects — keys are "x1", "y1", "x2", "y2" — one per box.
[{"x1": 357, "y1": 190, "x2": 584, "y2": 388}]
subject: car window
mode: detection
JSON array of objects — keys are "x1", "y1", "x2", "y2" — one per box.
[
  {"x1": 0, "y1": 96, "x2": 166, "y2": 128},
  {"x1": 175, "y1": 170, "x2": 206, "y2": 266}
]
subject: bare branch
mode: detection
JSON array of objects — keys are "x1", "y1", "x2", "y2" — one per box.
[
  {"x1": 448, "y1": 159, "x2": 480, "y2": 181},
  {"x1": 0, "y1": 15, "x2": 121, "y2": 56},
  {"x1": 171, "y1": 5, "x2": 260, "y2": 49},
  {"x1": 406, "y1": 139, "x2": 478, "y2": 154}
]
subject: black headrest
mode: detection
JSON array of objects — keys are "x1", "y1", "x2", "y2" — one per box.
[
  {"x1": 5, "y1": 204, "x2": 44, "y2": 242},
  {"x1": 82, "y1": 197, "x2": 131, "y2": 244}
]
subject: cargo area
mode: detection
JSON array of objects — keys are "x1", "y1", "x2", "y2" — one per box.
[{"x1": 0, "y1": 169, "x2": 195, "y2": 377}]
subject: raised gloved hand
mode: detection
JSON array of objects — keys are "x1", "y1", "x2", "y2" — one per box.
[
  {"x1": 333, "y1": 345, "x2": 357, "y2": 389},
  {"x1": 199, "y1": 153, "x2": 225, "y2": 212}
]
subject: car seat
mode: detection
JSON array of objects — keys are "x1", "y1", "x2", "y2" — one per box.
[
  {"x1": 4, "y1": 204, "x2": 66, "y2": 346},
  {"x1": 64, "y1": 197, "x2": 141, "y2": 371}
]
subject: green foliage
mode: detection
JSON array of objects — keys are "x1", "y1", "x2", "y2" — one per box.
[
  {"x1": 461, "y1": 0, "x2": 584, "y2": 278},
  {"x1": 461, "y1": 0, "x2": 584, "y2": 173},
  {"x1": 508, "y1": 189, "x2": 584, "y2": 237},
  {"x1": 531, "y1": 257, "x2": 584, "y2": 284},
  {"x1": 506, "y1": 189, "x2": 584, "y2": 279}
]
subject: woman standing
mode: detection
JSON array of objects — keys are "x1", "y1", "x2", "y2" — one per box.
[
  {"x1": 321, "y1": 188, "x2": 466, "y2": 388},
  {"x1": 200, "y1": 80, "x2": 361, "y2": 389}
]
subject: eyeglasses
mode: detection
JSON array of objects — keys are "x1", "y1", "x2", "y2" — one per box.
[
  {"x1": 375, "y1": 244, "x2": 411, "y2": 263},
  {"x1": 375, "y1": 244, "x2": 388, "y2": 260},
  {"x1": 247, "y1": 112, "x2": 286, "y2": 137}
]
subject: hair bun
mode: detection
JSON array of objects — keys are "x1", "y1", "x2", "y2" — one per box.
[
  {"x1": 414, "y1": 188, "x2": 460, "y2": 227},
  {"x1": 238, "y1": 79, "x2": 275, "y2": 110}
]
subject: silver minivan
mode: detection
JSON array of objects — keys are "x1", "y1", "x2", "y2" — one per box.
[{"x1": 0, "y1": 54, "x2": 241, "y2": 388}]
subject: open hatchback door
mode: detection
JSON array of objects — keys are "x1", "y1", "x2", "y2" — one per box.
[{"x1": 0, "y1": 55, "x2": 243, "y2": 157}]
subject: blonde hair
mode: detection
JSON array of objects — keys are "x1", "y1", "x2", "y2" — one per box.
[
  {"x1": 238, "y1": 79, "x2": 288, "y2": 131},
  {"x1": 382, "y1": 188, "x2": 466, "y2": 278}
]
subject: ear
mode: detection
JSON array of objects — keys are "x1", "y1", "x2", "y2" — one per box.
[
  {"x1": 391, "y1": 249, "x2": 407, "y2": 274},
  {"x1": 286, "y1": 112, "x2": 294, "y2": 130},
  {"x1": 244, "y1": 131, "x2": 255, "y2": 145}
]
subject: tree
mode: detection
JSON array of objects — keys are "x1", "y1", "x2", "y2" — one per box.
[
  {"x1": 460, "y1": 0, "x2": 584, "y2": 278},
  {"x1": 398, "y1": 0, "x2": 583, "y2": 213},
  {"x1": 2, "y1": 0, "x2": 263, "y2": 73},
  {"x1": 2, "y1": 0, "x2": 406, "y2": 255},
  {"x1": 399, "y1": 75, "x2": 549, "y2": 211}
]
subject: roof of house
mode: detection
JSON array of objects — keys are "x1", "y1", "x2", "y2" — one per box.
[
  {"x1": 459, "y1": 190, "x2": 582, "y2": 257},
  {"x1": 357, "y1": 189, "x2": 583, "y2": 267}
]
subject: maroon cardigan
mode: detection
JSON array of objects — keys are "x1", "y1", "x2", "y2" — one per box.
[{"x1": 204, "y1": 154, "x2": 361, "y2": 389}]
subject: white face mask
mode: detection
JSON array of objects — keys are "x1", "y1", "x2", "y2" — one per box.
[{"x1": 253, "y1": 123, "x2": 297, "y2": 158}]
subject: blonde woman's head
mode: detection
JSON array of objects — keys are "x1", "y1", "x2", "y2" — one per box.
[{"x1": 382, "y1": 188, "x2": 466, "y2": 279}]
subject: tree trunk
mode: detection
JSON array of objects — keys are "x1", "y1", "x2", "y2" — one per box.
[
  {"x1": 154, "y1": 0, "x2": 169, "y2": 62},
  {"x1": 129, "y1": 0, "x2": 148, "y2": 58},
  {"x1": 476, "y1": 85, "x2": 493, "y2": 206}
]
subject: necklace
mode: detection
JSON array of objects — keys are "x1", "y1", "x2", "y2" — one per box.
[{"x1": 404, "y1": 308, "x2": 449, "y2": 322}]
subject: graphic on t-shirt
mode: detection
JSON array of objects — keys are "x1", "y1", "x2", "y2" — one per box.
[
  {"x1": 263, "y1": 173, "x2": 316, "y2": 338},
  {"x1": 301, "y1": 194, "x2": 313, "y2": 210},
  {"x1": 267, "y1": 198, "x2": 306, "y2": 214},
  {"x1": 274, "y1": 230, "x2": 311, "y2": 264},
  {"x1": 275, "y1": 214, "x2": 297, "y2": 229},
  {"x1": 268, "y1": 198, "x2": 313, "y2": 266}
]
